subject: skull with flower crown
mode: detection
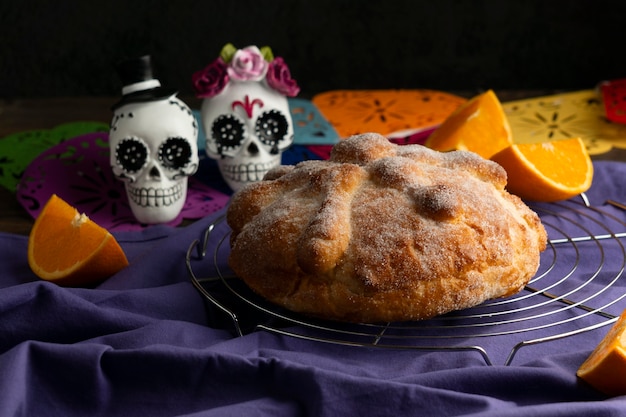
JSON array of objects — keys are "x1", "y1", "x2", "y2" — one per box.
[
  {"x1": 110, "y1": 56, "x2": 198, "y2": 224},
  {"x1": 192, "y1": 44, "x2": 299, "y2": 191}
]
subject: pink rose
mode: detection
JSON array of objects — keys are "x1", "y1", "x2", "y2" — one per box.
[
  {"x1": 227, "y1": 46, "x2": 268, "y2": 81},
  {"x1": 192, "y1": 58, "x2": 229, "y2": 98},
  {"x1": 266, "y1": 57, "x2": 300, "y2": 97}
]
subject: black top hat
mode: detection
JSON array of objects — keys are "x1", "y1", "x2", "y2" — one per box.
[{"x1": 111, "y1": 55, "x2": 177, "y2": 110}]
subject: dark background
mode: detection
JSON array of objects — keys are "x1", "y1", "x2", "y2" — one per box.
[{"x1": 2, "y1": 0, "x2": 625, "y2": 99}]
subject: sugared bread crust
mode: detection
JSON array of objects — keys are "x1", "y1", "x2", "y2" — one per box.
[{"x1": 227, "y1": 133, "x2": 547, "y2": 323}]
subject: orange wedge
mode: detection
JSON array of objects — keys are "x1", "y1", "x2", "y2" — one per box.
[
  {"x1": 577, "y1": 309, "x2": 626, "y2": 396},
  {"x1": 490, "y1": 137, "x2": 593, "y2": 202},
  {"x1": 28, "y1": 194, "x2": 129, "y2": 286},
  {"x1": 424, "y1": 89, "x2": 512, "y2": 159}
]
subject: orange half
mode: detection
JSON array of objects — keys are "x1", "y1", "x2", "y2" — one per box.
[
  {"x1": 577, "y1": 309, "x2": 626, "y2": 396},
  {"x1": 424, "y1": 89, "x2": 512, "y2": 159},
  {"x1": 490, "y1": 137, "x2": 593, "y2": 202},
  {"x1": 28, "y1": 194, "x2": 129, "y2": 286}
]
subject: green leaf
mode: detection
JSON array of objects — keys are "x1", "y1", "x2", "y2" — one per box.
[
  {"x1": 260, "y1": 46, "x2": 274, "y2": 62},
  {"x1": 220, "y1": 43, "x2": 237, "y2": 63}
]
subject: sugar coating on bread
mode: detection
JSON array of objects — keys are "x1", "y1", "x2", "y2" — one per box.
[{"x1": 227, "y1": 133, "x2": 547, "y2": 323}]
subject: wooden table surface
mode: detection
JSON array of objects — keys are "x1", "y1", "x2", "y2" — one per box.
[{"x1": 1, "y1": 91, "x2": 624, "y2": 235}]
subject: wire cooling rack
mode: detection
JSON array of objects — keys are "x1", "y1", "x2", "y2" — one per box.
[{"x1": 186, "y1": 194, "x2": 626, "y2": 366}]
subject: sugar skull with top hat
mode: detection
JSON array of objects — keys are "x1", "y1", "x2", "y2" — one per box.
[
  {"x1": 109, "y1": 55, "x2": 199, "y2": 224},
  {"x1": 192, "y1": 44, "x2": 300, "y2": 192}
]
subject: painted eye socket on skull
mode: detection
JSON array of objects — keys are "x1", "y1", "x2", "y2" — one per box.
[
  {"x1": 158, "y1": 137, "x2": 193, "y2": 170},
  {"x1": 116, "y1": 136, "x2": 193, "y2": 173},
  {"x1": 116, "y1": 137, "x2": 148, "y2": 173},
  {"x1": 212, "y1": 114, "x2": 246, "y2": 153},
  {"x1": 255, "y1": 110, "x2": 289, "y2": 147}
]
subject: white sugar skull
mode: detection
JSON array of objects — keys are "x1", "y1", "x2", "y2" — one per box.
[
  {"x1": 109, "y1": 97, "x2": 198, "y2": 224},
  {"x1": 200, "y1": 81, "x2": 293, "y2": 191},
  {"x1": 193, "y1": 44, "x2": 300, "y2": 191}
]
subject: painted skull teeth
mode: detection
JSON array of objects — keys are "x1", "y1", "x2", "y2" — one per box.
[
  {"x1": 219, "y1": 157, "x2": 281, "y2": 183},
  {"x1": 126, "y1": 183, "x2": 184, "y2": 208}
]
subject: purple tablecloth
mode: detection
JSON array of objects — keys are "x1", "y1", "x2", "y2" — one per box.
[{"x1": 2, "y1": 161, "x2": 626, "y2": 416}]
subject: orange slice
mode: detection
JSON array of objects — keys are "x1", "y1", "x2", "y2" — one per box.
[
  {"x1": 577, "y1": 309, "x2": 626, "y2": 396},
  {"x1": 28, "y1": 194, "x2": 129, "y2": 286},
  {"x1": 490, "y1": 137, "x2": 593, "y2": 202},
  {"x1": 424, "y1": 89, "x2": 512, "y2": 159}
]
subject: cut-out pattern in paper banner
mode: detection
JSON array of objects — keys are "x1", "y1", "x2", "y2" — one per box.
[
  {"x1": 502, "y1": 90, "x2": 626, "y2": 155},
  {"x1": 289, "y1": 98, "x2": 340, "y2": 145},
  {"x1": 16, "y1": 132, "x2": 230, "y2": 232},
  {"x1": 0, "y1": 121, "x2": 109, "y2": 192},
  {"x1": 312, "y1": 89, "x2": 467, "y2": 139}
]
